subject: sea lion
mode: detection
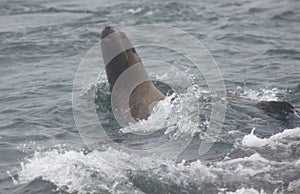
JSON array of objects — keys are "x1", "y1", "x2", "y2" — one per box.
[
  {"x1": 256, "y1": 101, "x2": 295, "y2": 116},
  {"x1": 100, "y1": 26, "x2": 297, "y2": 121},
  {"x1": 101, "y1": 26, "x2": 165, "y2": 120}
]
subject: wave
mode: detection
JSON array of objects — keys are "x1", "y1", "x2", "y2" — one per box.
[{"x1": 15, "y1": 126, "x2": 300, "y2": 193}]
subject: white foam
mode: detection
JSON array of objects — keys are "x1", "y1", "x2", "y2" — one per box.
[
  {"x1": 218, "y1": 153, "x2": 271, "y2": 166},
  {"x1": 128, "y1": 7, "x2": 143, "y2": 14},
  {"x1": 17, "y1": 147, "x2": 216, "y2": 193},
  {"x1": 225, "y1": 187, "x2": 266, "y2": 194},
  {"x1": 242, "y1": 128, "x2": 270, "y2": 147},
  {"x1": 242, "y1": 127, "x2": 300, "y2": 149},
  {"x1": 233, "y1": 86, "x2": 285, "y2": 102},
  {"x1": 18, "y1": 148, "x2": 144, "y2": 193},
  {"x1": 120, "y1": 94, "x2": 175, "y2": 135},
  {"x1": 16, "y1": 143, "x2": 299, "y2": 193},
  {"x1": 288, "y1": 178, "x2": 300, "y2": 192},
  {"x1": 120, "y1": 85, "x2": 208, "y2": 138},
  {"x1": 7, "y1": 171, "x2": 18, "y2": 185}
]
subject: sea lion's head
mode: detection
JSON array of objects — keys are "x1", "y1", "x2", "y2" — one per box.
[
  {"x1": 101, "y1": 26, "x2": 131, "y2": 91},
  {"x1": 100, "y1": 26, "x2": 140, "y2": 92},
  {"x1": 101, "y1": 26, "x2": 116, "y2": 39}
]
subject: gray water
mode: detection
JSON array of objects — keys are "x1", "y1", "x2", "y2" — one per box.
[{"x1": 1, "y1": 0, "x2": 300, "y2": 193}]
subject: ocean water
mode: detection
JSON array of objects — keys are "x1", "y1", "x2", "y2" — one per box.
[{"x1": 1, "y1": 0, "x2": 300, "y2": 193}]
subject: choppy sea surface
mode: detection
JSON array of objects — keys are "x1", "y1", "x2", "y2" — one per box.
[{"x1": 1, "y1": 0, "x2": 300, "y2": 193}]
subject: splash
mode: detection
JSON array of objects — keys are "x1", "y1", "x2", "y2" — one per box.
[
  {"x1": 226, "y1": 187, "x2": 266, "y2": 194},
  {"x1": 233, "y1": 86, "x2": 285, "y2": 101},
  {"x1": 17, "y1": 126, "x2": 300, "y2": 193},
  {"x1": 18, "y1": 148, "x2": 147, "y2": 193},
  {"x1": 242, "y1": 128, "x2": 270, "y2": 147},
  {"x1": 17, "y1": 147, "x2": 214, "y2": 193},
  {"x1": 242, "y1": 127, "x2": 300, "y2": 149},
  {"x1": 120, "y1": 85, "x2": 209, "y2": 139}
]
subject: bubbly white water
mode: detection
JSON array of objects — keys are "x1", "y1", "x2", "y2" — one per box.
[
  {"x1": 242, "y1": 127, "x2": 300, "y2": 149},
  {"x1": 16, "y1": 126, "x2": 300, "y2": 193},
  {"x1": 120, "y1": 85, "x2": 207, "y2": 139},
  {"x1": 233, "y1": 86, "x2": 286, "y2": 102},
  {"x1": 242, "y1": 128, "x2": 270, "y2": 147},
  {"x1": 226, "y1": 187, "x2": 266, "y2": 194},
  {"x1": 12, "y1": 83, "x2": 299, "y2": 193}
]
